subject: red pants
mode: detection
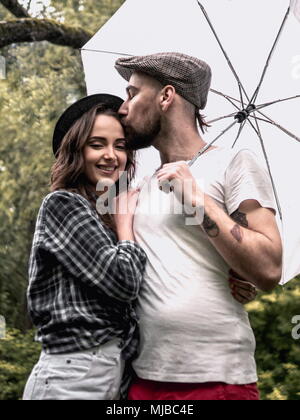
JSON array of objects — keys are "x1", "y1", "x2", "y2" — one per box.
[{"x1": 128, "y1": 378, "x2": 260, "y2": 401}]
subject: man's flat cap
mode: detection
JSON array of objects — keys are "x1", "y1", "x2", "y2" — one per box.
[{"x1": 115, "y1": 52, "x2": 212, "y2": 110}]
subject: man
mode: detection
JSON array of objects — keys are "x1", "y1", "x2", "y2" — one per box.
[{"x1": 115, "y1": 53, "x2": 283, "y2": 400}]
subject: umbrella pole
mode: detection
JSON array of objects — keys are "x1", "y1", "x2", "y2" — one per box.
[{"x1": 189, "y1": 120, "x2": 239, "y2": 166}]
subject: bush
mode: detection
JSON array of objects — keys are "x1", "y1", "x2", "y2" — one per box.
[
  {"x1": 248, "y1": 277, "x2": 300, "y2": 400},
  {"x1": 0, "y1": 278, "x2": 299, "y2": 400},
  {"x1": 0, "y1": 329, "x2": 41, "y2": 400}
]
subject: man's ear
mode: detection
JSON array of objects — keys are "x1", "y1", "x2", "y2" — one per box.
[{"x1": 160, "y1": 85, "x2": 176, "y2": 112}]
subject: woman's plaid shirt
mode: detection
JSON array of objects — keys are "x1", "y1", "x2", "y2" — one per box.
[{"x1": 27, "y1": 191, "x2": 147, "y2": 359}]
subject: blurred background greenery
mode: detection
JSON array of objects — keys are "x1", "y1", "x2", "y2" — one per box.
[{"x1": 0, "y1": 0, "x2": 299, "y2": 401}]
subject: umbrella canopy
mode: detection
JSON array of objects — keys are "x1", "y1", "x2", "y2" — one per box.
[{"x1": 81, "y1": 0, "x2": 300, "y2": 284}]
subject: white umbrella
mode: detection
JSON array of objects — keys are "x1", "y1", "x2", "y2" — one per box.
[{"x1": 81, "y1": 0, "x2": 300, "y2": 285}]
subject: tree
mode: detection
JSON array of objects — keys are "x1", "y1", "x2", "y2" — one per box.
[
  {"x1": 0, "y1": 0, "x2": 92, "y2": 49},
  {"x1": 0, "y1": 1, "x2": 126, "y2": 49},
  {"x1": 1, "y1": 0, "x2": 299, "y2": 401},
  {"x1": 0, "y1": 0, "x2": 125, "y2": 330}
]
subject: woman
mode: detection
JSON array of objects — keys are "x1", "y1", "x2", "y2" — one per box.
[{"x1": 23, "y1": 94, "x2": 147, "y2": 400}]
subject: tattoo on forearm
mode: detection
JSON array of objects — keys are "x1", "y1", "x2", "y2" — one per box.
[
  {"x1": 230, "y1": 210, "x2": 248, "y2": 243},
  {"x1": 231, "y1": 210, "x2": 249, "y2": 228},
  {"x1": 230, "y1": 224, "x2": 243, "y2": 243},
  {"x1": 203, "y1": 210, "x2": 248, "y2": 241},
  {"x1": 203, "y1": 214, "x2": 220, "y2": 238}
]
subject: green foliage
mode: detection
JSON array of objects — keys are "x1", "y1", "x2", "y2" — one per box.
[
  {"x1": 0, "y1": 1, "x2": 126, "y2": 400},
  {"x1": 1, "y1": 280, "x2": 299, "y2": 400},
  {"x1": 0, "y1": 0, "x2": 299, "y2": 401},
  {"x1": 46, "y1": 0, "x2": 125, "y2": 34},
  {"x1": 248, "y1": 277, "x2": 300, "y2": 400},
  {"x1": 0, "y1": 329, "x2": 41, "y2": 400},
  {"x1": 0, "y1": 0, "x2": 125, "y2": 330},
  {"x1": 0, "y1": 43, "x2": 84, "y2": 329}
]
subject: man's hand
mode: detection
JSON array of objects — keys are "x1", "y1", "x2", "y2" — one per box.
[
  {"x1": 156, "y1": 161, "x2": 203, "y2": 208},
  {"x1": 229, "y1": 270, "x2": 258, "y2": 305}
]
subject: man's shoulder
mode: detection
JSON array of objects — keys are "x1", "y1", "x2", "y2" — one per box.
[
  {"x1": 205, "y1": 147, "x2": 261, "y2": 170},
  {"x1": 206, "y1": 146, "x2": 257, "y2": 162},
  {"x1": 226, "y1": 148, "x2": 264, "y2": 172},
  {"x1": 190, "y1": 146, "x2": 234, "y2": 173}
]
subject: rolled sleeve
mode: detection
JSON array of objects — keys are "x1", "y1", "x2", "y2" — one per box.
[{"x1": 225, "y1": 149, "x2": 277, "y2": 216}]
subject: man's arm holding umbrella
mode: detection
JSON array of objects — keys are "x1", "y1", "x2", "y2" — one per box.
[{"x1": 156, "y1": 156, "x2": 283, "y2": 293}]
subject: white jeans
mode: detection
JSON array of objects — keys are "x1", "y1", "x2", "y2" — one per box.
[{"x1": 23, "y1": 339, "x2": 125, "y2": 400}]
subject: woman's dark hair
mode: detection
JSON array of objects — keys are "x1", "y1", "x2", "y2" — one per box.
[{"x1": 50, "y1": 104, "x2": 136, "y2": 232}]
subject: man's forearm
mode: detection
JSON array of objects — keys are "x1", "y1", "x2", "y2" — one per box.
[{"x1": 199, "y1": 194, "x2": 282, "y2": 292}]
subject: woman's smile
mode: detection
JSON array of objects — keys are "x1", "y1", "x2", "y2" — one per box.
[
  {"x1": 96, "y1": 164, "x2": 118, "y2": 175},
  {"x1": 83, "y1": 114, "x2": 128, "y2": 191}
]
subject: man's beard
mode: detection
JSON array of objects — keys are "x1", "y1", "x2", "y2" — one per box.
[{"x1": 123, "y1": 118, "x2": 161, "y2": 151}]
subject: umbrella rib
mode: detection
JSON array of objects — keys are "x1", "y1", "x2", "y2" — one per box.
[
  {"x1": 255, "y1": 94, "x2": 300, "y2": 111},
  {"x1": 250, "y1": 115, "x2": 278, "y2": 124},
  {"x1": 188, "y1": 120, "x2": 239, "y2": 166},
  {"x1": 81, "y1": 48, "x2": 134, "y2": 57},
  {"x1": 209, "y1": 91, "x2": 300, "y2": 142},
  {"x1": 196, "y1": 1, "x2": 249, "y2": 106},
  {"x1": 250, "y1": 6, "x2": 291, "y2": 104},
  {"x1": 210, "y1": 89, "x2": 241, "y2": 111},
  {"x1": 247, "y1": 117, "x2": 283, "y2": 220},
  {"x1": 207, "y1": 112, "x2": 238, "y2": 124},
  {"x1": 250, "y1": 112, "x2": 300, "y2": 143}
]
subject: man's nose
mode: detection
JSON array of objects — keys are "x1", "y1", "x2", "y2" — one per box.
[{"x1": 118, "y1": 101, "x2": 128, "y2": 117}]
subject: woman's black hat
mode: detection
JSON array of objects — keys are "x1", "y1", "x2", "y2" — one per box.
[{"x1": 52, "y1": 94, "x2": 124, "y2": 156}]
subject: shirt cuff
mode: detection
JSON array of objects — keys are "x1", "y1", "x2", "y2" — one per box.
[{"x1": 117, "y1": 240, "x2": 148, "y2": 264}]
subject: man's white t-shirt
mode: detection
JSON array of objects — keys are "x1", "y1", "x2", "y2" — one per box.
[{"x1": 132, "y1": 147, "x2": 277, "y2": 385}]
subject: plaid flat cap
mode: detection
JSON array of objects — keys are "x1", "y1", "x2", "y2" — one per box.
[{"x1": 115, "y1": 52, "x2": 212, "y2": 110}]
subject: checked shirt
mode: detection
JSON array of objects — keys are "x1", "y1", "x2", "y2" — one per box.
[{"x1": 27, "y1": 191, "x2": 147, "y2": 360}]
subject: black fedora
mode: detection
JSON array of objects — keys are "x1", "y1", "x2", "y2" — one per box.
[{"x1": 52, "y1": 94, "x2": 124, "y2": 156}]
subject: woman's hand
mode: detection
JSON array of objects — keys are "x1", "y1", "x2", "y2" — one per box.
[
  {"x1": 113, "y1": 189, "x2": 140, "y2": 241},
  {"x1": 156, "y1": 162, "x2": 204, "y2": 209},
  {"x1": 229, "y1": 270, "x2": 258, "y2": 305}
]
